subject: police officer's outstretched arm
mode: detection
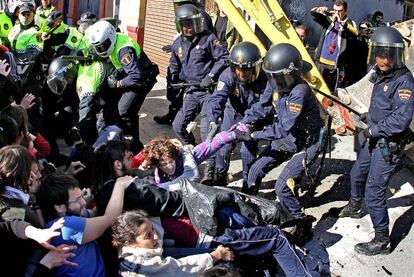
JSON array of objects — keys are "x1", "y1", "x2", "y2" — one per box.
[
  {"x1": 207, "y1": 70, "x2": 233, "y2": 124},
  {"x1": 116, "y1": 46, "x2": 143, "y2": 89}
]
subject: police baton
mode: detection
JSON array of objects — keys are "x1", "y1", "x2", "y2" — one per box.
[
  {"x1": 171, "y1": 82, "x2": 217, "y2": 89},
  {"x1": 310, "y1": 86, "x2": 362, "y2": 117}
]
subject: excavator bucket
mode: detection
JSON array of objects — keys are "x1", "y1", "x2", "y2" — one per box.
[{"x1": 215, "y1": 0, "x2": 356, "y2": 135}]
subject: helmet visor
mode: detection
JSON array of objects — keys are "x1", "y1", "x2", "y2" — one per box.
[
  {"x1": 47, "y1": 72, "x2": 67, "y2": 95},
  {"x1": 94, "y1": 38, "x2": 112, "y2": 55},
  {"x1": 230, "y1": 62, "x2": 261, "y2": 84},
  {"x1": 367, "y1": 44, "x2": 405, "y2": 70},
  {"x1": 176, "y1": 15, "x2": 204, "y2": 36},
  {"x1": 265, "y1": 72, "x2": 297, "y2": 92}
]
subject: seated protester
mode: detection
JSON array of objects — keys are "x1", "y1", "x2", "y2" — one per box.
[
  {"x1": 0, "y1": 218, "x2": 78, "y2": 276},
  {"x1": 0, "y1": 145, "x2": 42, "y2": 276},
  {"x1": 112, "y1": 210, "x2": 320, "y2": 277},
  {"x1": 37, "y1": 172, "x2": 134, "y2": 276},
  {"x1": 142, "y1": 129, "x2": 244, "y2": 190}
]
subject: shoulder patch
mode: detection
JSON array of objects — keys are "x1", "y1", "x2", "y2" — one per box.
[
  {"x1": 213, "y1": 39, "x2": 221, "y2": 46},
  {"x1": 288, "y1": 102, "x2": 302, "y2": 113},
  {"x1": 71, "y1": 36, "x2": 77, "y2": 43},
  {"x1": 4, "y1": 23, "x2": 9, "y2": 30},
  {"x1": 217, "y1": 81, "x2": 225, "y2": 91},
  {"x1": 121, "y1": 53, "x2": 133, "y2": 66},
  {"x1": 398, "y1": 89, "x2": 412, "y2": 101}
]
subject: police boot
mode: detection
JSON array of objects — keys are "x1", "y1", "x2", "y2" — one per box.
[
  {"x1": 338, "y1": 198, "x2": 363, "y2": 218},
  {"x1": 241, "y1": 181, "x2": 259, "y2": 195},
  {"x1": 354, "y1": 230, "x2": 391, "y2": 256},
  {"x1": 153, "y1": 113, "x2": 174, "y2": 126},
  {"x1": 214, "y1": 172, "x2": 228, "y2": 187},
  {"x1": 200, "y1": 164, "x2": 215, "y2": 186}
]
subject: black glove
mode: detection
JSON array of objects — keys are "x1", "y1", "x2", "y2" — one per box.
[
  {"x1": 359, "y1": 112, "x2": 368, "y2": 124},
  {"x1": 200, "y1": 74, "x2": 214, "y2": 89},
  {"x1": 107, "y1": 74, "x2": 118, "y2": 89},
  {"x1": 206, "y1": 122, "x2": 219, "y2": 142},
  {"x1": 358, "y1": 128, "x2": 371, "y2": 146},
  {"x1": 162, "y1": 44, "x2": 172, "y2": 53}
]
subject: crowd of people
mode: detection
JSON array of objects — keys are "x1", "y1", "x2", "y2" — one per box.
[{"x1": 0, "y1": 0, "x2": 413, "y2": 276}]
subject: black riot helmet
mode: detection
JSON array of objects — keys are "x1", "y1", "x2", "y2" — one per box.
[
  {"x1": 229, "y1": 42, "x2": 262, "y2": 85},
  {"x1": 263, "y1": 43, "x2": 310, "y2": 92},
  {"x1": 368, "y1": 27, "x2": 405, "y2": 71},
  {"x1": 175, "y1": 4, "x2": 204, "y2": 37},
  {"x1": 46, "y1": 57, "x2": 78, "y2": 95}
]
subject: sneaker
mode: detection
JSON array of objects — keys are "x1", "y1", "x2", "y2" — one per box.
[
  {"x1": 354, "y1": 230, "x2": 391, "y2": 256},
  {"x1": 153, "y1": 114, "x2": 173, "y2": 126},
  {"x1": 338, "y1": 198, "x2": 363, "y2": 218}
]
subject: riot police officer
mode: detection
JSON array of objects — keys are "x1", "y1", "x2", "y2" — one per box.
[
  {"x1": 206, "y1": 41, "x2": 267, "y2": 186},
  {"x1": 237, "y1": 44, "x2": 323, "y2": 224},
  {"x1": 339, "y1": 27, "x2": 414, "y2": 256},
  {"x1": 42, "y1": 11, "x2": 96, "y2": 56},
  {"x1": 87, "y1": 20, "x2": 159, "y2": 152},
  {"x1": 170, "y1": 3, "x2": 228, "y2": 184},
  {"x1": 153, "y1": 0, "x2": 214, "y2": 125}
]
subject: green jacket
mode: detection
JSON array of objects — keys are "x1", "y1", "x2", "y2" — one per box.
[
  {"x1": 210, "y1": 12, "x2": 241, "y2": 51},
  {"x1": 0, "y1": 11, "x2": 14, "y2": 47}
]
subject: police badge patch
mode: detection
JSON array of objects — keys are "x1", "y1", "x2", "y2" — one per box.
[
  {"x1": 217, "y1": 81, "x2": 225, "y2": 91},
  {"x1": 71, "y1": 36, "x2": 77, "y2": 43},
  {"x1": 213, "y1": 39, "x2": 221, "y2": 46},
  {"x1": 398, "y1": 89, "x2": 412, "y2": 101},
  {"x1": 232, "y1": 88, "x2": 240, "y2": 97},
  {"x1": 4, "y1": 24, "x2": 9, "y2": 30},
  {"x1": 121, "y1": 53, "x2": 132, "y2": 65},
  {"x1": 288, "y1": 102, "x2": 302, "y2": 113},
  {"x1": 272, "y1": 92, "x2": 279, "y2": 107}
]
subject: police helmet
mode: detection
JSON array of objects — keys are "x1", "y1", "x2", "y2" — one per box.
[
  {"x1": 368, "y1": 27, "x2": 405, "y2": 70},
  {"x1": 86, "y1": 20, "x2": 116, "y2": 57},
  {"x1": 46, "y1": 10, "x2": 63, "y2": 29},
  {"x1": 46, "y1": 57, "x2": 78, "y2": 95},
  {"x1": 229, "y1": 42, "x2": 262, "y2": 85},
  {"x1": 263, "y1": 43, "x2": 307, "y2": 92},
  {"x1": 175, "y1": 4, "x2": 204, "y2": 37}
]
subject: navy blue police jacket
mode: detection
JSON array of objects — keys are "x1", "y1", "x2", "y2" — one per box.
[
  {"x1": 207, "y1": 67, "x2": 268, "y2": 123},
  {"x1": 117, "y1": 46, "x2": 154, "y2": 89},
  {"x1": 242, "y1": 81, "x2": 323, "y2": 152},
  {"x1": 169, "y1": 30, "x2": 229, "y2": 91},
  {"x1": 367, "y1": 66, "x2": 414, "y2": 141}
]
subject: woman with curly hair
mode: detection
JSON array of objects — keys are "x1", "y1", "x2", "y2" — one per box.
[{"x1": 142, "y1": 126, "x2": 249, "y2": 191}]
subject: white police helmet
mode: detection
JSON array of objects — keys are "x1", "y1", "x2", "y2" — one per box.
[{"x1": 86, "y1": 20, "x2": 117, "y2": 57}]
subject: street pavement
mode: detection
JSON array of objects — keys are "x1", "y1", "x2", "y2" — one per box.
[{"x1": 140, "y1": 77, "x2": 414, "y2": 277}]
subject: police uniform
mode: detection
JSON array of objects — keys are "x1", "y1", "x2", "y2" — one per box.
[
  {"x1": 170, "y1": 30, "x2": 229, "y2": 145},
  {"x1": 35, "y1": 4, "x2": 56, "y2": 30},
  {"x1": 350, "y1": 67, "x2": 414, "y2": 232},
  {"x1": 47, "y1": 26, "x2": 89, "y2": 56},
  {"x1": 0, "y1": 10, "x2": 15, "y2": 47},
  {"x1": 207, "y1": 67, "x2": 268, "y2": 178},
  {"x1": 108, "y1": 33, "x2": 159, "y2": 152},
  {"x1": 242, "y1": 81, "x2": 323, "y2": 218},
  {"x1": 8, "y1": 19, "x2": 44, "y2": 132},
  {"x1": 76, "y1": 61, "x2": 114, "y2": 145}
]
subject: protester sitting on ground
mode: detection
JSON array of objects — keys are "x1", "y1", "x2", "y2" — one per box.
[
  {"x1": 112, "y1": 209, "x2": 320, "y2": 277},
  {"x1": 37, "y1": 172, "x2": 134, "y2": 276},
  {"x1": 142, "y1": 129, "x2": 246, "y2": 190},
  {"x1": 0, "y1": 218, "x2": 79, "y2": 276}
]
